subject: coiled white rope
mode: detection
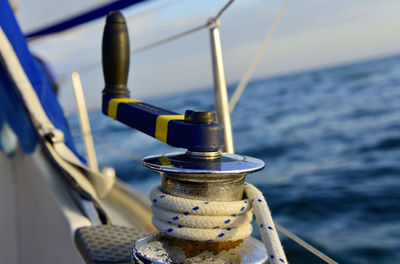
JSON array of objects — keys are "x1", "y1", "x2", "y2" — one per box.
[{"x1": 150, "y1": 183, "x2": 288, "y2": 264}]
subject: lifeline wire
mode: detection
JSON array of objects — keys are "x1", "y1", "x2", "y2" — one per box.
[
  {"x1": 134, "y1": 0, "x2": 234, "y2": 54},
  {"x1": 229, "y1": 0, "x2": 291, "y2": 112},
  {"x1": 275, "y1": 224, "x2": 338, "y2": 264},
  {"x1": 133, "y1": 0, "x2": 234, "y2": 54},
  {"x1": 213, "y1": 0, "x2": 234, "y2": 21},
  {"x1": 75, "y1": 23, "x2": 208, "y2": 75},
  {"x1": 75, "y1": 0, "x2": 235, "y2": 74},
  {"x1": 132, "y1": 24, "x2": 207, "y2": 55},
  {"x1": 150, "y1": 183, "x2": 288, "y2": 264}
]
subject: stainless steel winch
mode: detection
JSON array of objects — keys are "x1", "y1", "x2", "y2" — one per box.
[
  {"x1": 100, "y1": 11, "x2": 269, "y2": 264},
  {"x1": 132, "y1": 150, "x2": 268, "y2": 263}
]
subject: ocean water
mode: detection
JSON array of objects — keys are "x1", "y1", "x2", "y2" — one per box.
[{"x1": 68, "y1": 54, "x2": 400, "y2": 264}]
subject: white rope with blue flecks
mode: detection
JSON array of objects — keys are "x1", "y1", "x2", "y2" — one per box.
[{"x1": 150, "y1": 183, "x2": 288, "y2": 264}]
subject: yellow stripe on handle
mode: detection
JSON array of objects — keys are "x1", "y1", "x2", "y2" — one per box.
[
  {"x1": 155, "y1": 115, "x2": 184, "y2": 143},
  {"x1": 107, "y1": 98, "x2": 141, "y2": 119}
]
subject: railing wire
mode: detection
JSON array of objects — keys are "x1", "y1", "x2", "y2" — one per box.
[
  {"x1": 74, "y1": 0, "x2": 235, "y2": 75},
  {"x1": 229, "y1": 0, "x2": 291, "y2": 112},
  {"x1": 276, "y1": 224, "x2": 338, "y2": 264},
  {"x1": 133, "y1": 23, "x2": 207, "y2": 54}
]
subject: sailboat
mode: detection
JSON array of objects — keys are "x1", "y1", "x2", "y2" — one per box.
[{"x1": 0, "y1": 0, "x2": 339, "y2": 263}]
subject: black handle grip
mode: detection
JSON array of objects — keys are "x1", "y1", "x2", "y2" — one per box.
[{"x1": 102, "y1": 11, "x2": 130, "y2": 96}]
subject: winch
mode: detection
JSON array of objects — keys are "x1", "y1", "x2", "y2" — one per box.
[{"x1": 102, "y1": 11, "x2": 269, "y2": 264}]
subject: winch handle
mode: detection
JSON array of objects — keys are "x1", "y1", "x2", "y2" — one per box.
[
  {"x1": 102, "y1": 11, "x2": 130, "y2": 96},
  {"x1": 100, "y1": 11, "x2": 224, "y2": 152}
]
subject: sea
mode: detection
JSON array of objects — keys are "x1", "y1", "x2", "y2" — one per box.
[{"x1": 68, "y1": 54, "x2": 400, "y2": 264}]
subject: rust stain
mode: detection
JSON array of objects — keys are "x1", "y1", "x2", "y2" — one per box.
[{"x1": 163, "y1": 236, "x2": 244, "y2": 258}]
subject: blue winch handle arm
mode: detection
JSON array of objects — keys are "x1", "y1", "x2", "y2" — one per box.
[{"x1": 101, "y1": 11, "x2": 224, "y2": 152}]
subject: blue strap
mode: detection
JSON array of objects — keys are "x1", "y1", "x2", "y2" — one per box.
[{"x1": 26, "y1": 0, "x2": 149, "y2": 39}]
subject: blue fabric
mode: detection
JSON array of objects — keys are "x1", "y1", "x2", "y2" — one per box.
[
  {"x1": 0, "y1": 0, "x2": 84, "y2": 162},
  {"x1": 0, "y1": 64, "x2": 37, "y2": 154},
  {"x1": 26, "y1": 0, "x2": 148, "y2": 39}
]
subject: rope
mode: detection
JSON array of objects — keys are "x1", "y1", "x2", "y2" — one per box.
[
  {"x1": 150, "y1": 183, "x2": 288, "y2": 264},
  {"x1": 245, "y1": 183, "x2": 287, "y2": 263},
  {"x1": 89, "y1": 133, "x2": 336, "y2": 262},
  {"x1": 229, "y1": 0, "x2": 291, "y2": 112},
  {"x1": 90, "y1": 136, "x2": 338, "y2": 263}
]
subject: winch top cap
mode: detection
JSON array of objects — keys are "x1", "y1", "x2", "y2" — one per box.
[{"x1": 142, "y1": 152, "x2": 265, "y2": 174}]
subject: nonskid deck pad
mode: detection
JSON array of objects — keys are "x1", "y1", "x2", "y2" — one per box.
[{"x1": 75, "y1": 225, "x2": 146, "y2": 264}]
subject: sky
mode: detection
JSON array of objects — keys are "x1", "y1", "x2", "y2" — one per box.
[{"x1": 13, "y1": 0, "x2": 400, "y2": 112}]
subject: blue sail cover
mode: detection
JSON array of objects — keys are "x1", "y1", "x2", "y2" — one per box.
[
  {"x1": 0, "y1": 60, "x2": 36, "y2": 153},
  {"x1": 0, "y1": 0, "x2": 83, "y2": 161}
]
